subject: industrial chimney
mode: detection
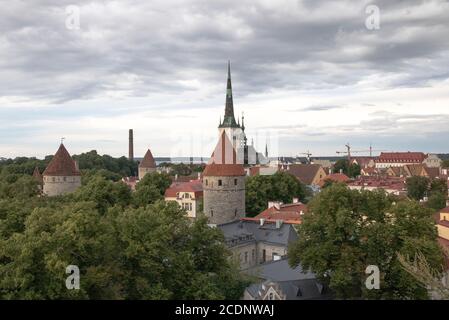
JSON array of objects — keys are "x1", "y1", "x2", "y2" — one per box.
[{"x1": 128, "y1": 129, "x2": 134, "y2": 161}]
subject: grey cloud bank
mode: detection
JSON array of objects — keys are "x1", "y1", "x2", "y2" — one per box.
[{"x1": 0, "y1": 0, "x2": 449, "y2": 157}]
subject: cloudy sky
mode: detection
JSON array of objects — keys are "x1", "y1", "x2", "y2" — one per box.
[{"x1": 1, "y1": 0, "x2": 449, "y2": 159}]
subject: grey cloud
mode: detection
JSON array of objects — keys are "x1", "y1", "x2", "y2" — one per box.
[{"x1": 1, "y1": 0, "x2": 449, "y2": 104}]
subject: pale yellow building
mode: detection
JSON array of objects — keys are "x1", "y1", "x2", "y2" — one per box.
[{"x1": 164, "y1": 180, "x2": 203, "y2": 218}]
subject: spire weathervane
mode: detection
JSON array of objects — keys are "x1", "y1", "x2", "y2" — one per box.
[{"x1": 61, "y1": 137, "x2": 66, "y2": 145}]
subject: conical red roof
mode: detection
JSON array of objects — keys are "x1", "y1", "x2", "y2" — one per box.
[
  {"x1": 203, "y1": 131, "x2": 245, "y2": 177},
  {"x1": 139, "y1": 148, "x2": 156, "y2": 168},
  {"x1": 32, "y1": 166, "x2": 43, "y2": 184},
  {"x1": 42, "y1": 144, "x2": 81, "y2": 176}
]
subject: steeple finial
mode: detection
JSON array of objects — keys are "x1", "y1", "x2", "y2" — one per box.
[{"x1": 241, "y1": 112, "x2": 245, "y2": 131}]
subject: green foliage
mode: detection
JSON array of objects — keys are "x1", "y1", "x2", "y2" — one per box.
[
  {"x1": 333, "y1": 159, "x2": 360, "y2": 178},
  {"x1": 442, "y1": 160, "x2": 449, "y2": 168},
  {"x1": 406, "y1": 176, "x2": 430, "y2": 201},
  {"x1": 430, "y1": 179, "x2": 448, "y2": 196},
  {"x1": 132, "y1": 172, "x2": 172, "y2": 207},
  {"x1": 0, "y1": 175, "x2": 40, "y2": 199},
  {"x1": 0, "y1": 200, "x2": 247, "y2": 299},
  {"x1": 245, "y1": 172, "x2": 308, "y2": 216},
  {"x1": 74, "y1": 176, "x2": 132, "y2": 213},
  {"x1": 158, "y1": 162, "x2": 205, "y2": 176},
  {"x1": 73, "y1": 150, "x2": 137, "y2": 177},
  {"x1": 288, "y1": 183, "x2": 444, "y2": 299},
  {"x1": 427, "y1": 193, "x2": 447, "y2": 211}
]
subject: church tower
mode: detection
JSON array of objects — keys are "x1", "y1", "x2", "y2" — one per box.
[
  {"x1": 218, "y1": 61, "x2": 247, "y2": 164},
  {"x1": 203, "y1": 131, "x2": 246, "y2": 225}
]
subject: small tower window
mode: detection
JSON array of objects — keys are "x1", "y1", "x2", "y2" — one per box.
[
  {"x1": 205, "y1": 179, "x2": 208, "y2": 186},
  {"x1": 210, "y1": 209, "x2": 214, "y2": 217},
  {"x1": 234, "y1": 178, "x2": 238, "y2": 185},
  {"x1": 218, "y1": 179, "x2": 222, "y2": 186},
  {"x1": 235, "y1": 209, "x2": 237, "y2": 217}
]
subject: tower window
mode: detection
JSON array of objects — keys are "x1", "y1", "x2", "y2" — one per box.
[
  {"x1": 210, "y1": 209, "x2": 213, "y2": 217},
  {"x1": 235, "y1": 209, "x2": 237, "y2": 217},
  {"x1": 218, "y1": 179, "x2": 222, "y2": 186},
  {"x1": 234, "y1": 178, "x2": 238, "y2": 185},
  {"x1": 205, "y1": 179, "x2": 208, "y2": 186}
]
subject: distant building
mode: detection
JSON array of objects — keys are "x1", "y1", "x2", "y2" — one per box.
[
  {"x1": 423, "y1": 154, "x2": 443, "y2": 168},
  {"x1": 42, "y1": 143, "x2": 81, "y2": 196},
  {"x1": 386, "y1": 164, "x2": 441, "y2": 180},
  {"x1": 243, "y1": 259, "x2": 332, "y2": 300},
  {"x1": 243, "y1": 200, "x2": 307, "y2": 225},
  {"x1": 164, "y1": 179, "x2": 203, "y2": 219},
  {"x1": 351, "y1": 156, "x2": 376, "y2": 169},
  {"x1": 311, "y1": 159, "x2": 333, "y2": 169},
  {"x1": 435, "y1": 206, "x2": 449, "y2": 286},
  {"x1": 203, "y1": 131, "x2": 246, "y2": 225},
  {"x1": 283, "y1": 164, "x2": 327, "y2": 186},
  {"x1": 138, "y1": 148, "x2": 157, "y2": 180},
  {"x1": 218, "y1": 219, "x2": 298, "y2": 270},
  {"x1": 347, "y1": 176, "x2": 407, "y2": 196},
  {"x1": 318, "y1": 173, "x2": 350, "y2": 187},
  {"x1": 375, "y1": 152, "x2": 427, "y2": 169},
  {"x1": 32, "y1": 166, "x2": 43, "y2": 191}
]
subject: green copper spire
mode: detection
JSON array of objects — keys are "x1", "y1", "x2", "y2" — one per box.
[{"x1": 219, "y1": 61, "x2": 239, "y2": 128}]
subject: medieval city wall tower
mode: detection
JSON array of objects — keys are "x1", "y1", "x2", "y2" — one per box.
[
  {"x1": 42, "y1": 143, "x2": 81, "y2": 196},
  {"x1": 203, "y1": 131, "x2": 246, "y2": 225}
]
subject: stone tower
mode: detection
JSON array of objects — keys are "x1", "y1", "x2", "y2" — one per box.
[
  {"x1": 42, "y1": 143, "x2": 81, "y2": 196},
  {"x1": 138, "y1": 148, "x2": 157, "y2": 180},
  {"x1": 203, "y1": 131, "x2": 246, "y2": 225}
]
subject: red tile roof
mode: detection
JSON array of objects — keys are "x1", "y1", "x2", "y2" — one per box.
[
  {"x1": 32, "y1": 166, "x2": 43, "y2": 184},
  {"x1": 318, "y1": 173, "x2": 350, "y2": 187},
  {"x1": 203, "y1": 131, "x2": 245, "y2": 177},
  {"x1": 441, "y1": 206, "x2": 449, "y2": 214},
  {"x1": 243, "y1": 203, "x2": 307, "y2": 225},
  {"x1": 43, "y1": 144, "x2": 80, "y2": 176},
  {"x1": 377, "y1": 152, "x2": 426, "y2": 163},
  {"x1": 164, "y1": 180, "x2": 203, "y2": 198},
  {"x1": 139, "y1": 149, "x2": 156, "y2": 168}
]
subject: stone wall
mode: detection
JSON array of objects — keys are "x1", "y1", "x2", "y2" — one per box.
[
  {"x1": 43, "y1": 175, "x2": 81, "y2": 196},
  {"x1": 138, "y1": 167, "x2": 156, "y2": 180},
  {"x1": 203, "y1": 175, "x2": 245, "y2": 225}
]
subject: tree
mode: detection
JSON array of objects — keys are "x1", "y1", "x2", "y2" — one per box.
[
  {"x1": 132, "y1": 172, "x2": 172, "y2": 207},
  {"x1": 427, "y1": 193, "x2": 447, "y2": 211},
  {"x1": 245, "y1": 172, "x2": 308, "y2": 216},
  {"x1": 0, "y1": 199, "x2": 248, "y2": 299},
  {"x1": 398, "y1": 248, "x2": 449, "y2": 300},
  {"x1": 74, "y1": 176, "x2": 132, "y2": 213},
  {"x1": 288, "y1": 183, "x2": 444, "y2": 299},
  {"x1": 430, "y1": 179, "x2": 448, "y2": 197},
  {"x1": 407, "y1": 176, "x2": 430, "y2": 201},
  {"x1": 333, "y1": 159, "x2": 360, "y2": 178}
]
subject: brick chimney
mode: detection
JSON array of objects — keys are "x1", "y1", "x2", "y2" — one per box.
[{"x1": 128, "y1": 129, "x2": 134, "y2": 161}]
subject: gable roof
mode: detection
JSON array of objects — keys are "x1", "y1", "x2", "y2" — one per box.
[
  {"x1": 139, "y1": 149, "x2": 156, "y2": 168},
  {"x1": 218, "y1": 219, "x2": 298, "y2": 248},
  {"x1": 285, "y1": 164, "x2": 323, "y2": 185},
  {"x1": 164, "y1": 180, "x2": 203, "y2": 198},
  {"x1": 377, "y1": 152, "x2": 426, "y2": 163},
  {"x1": 43, "y1": 144, "x2": 80, "y2": 177},
  {"x1": 244, "y1": 203, "x2": 307, "y2": 225},
  {"x1": 203, "y1": 131, "x2": 245, "y2": 177},
  {"x1": 318, "y1": 173, "x2": 350, "y2": 187}
]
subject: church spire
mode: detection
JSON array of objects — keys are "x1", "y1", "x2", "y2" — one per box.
[{"x1": 219, "y1": 61, "x2": 239, "y2": 128}]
